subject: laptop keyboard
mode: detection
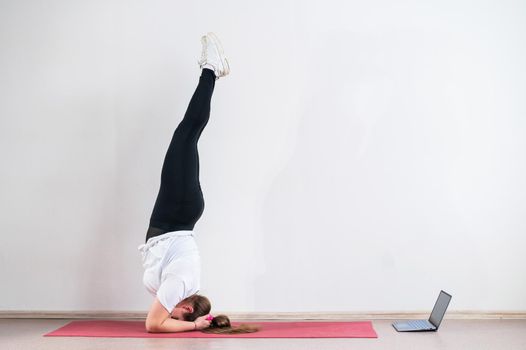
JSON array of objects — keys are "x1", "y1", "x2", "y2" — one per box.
[{"x1": 408, "y1": 320, "x2": 433, "y2": 329}]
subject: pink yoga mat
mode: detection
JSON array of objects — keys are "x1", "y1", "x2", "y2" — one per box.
[{"x1": 44, "y1": 320, "x2": 377, "y2": 338}]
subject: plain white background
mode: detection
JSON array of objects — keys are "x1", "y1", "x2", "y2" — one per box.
[{"x1": 1, "y1": 0, "x2": 525, "y2": 313}]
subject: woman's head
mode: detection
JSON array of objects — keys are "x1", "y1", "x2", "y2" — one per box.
[
  {"x1": 175, "y1": 294, "x2": 211, "y2": 321},
  {"x1": 173, "y1": 295, "x2": 259, "y2": 334},
  {"x1": 202, "y1": 314, "x2": 259, "y2": 334}
]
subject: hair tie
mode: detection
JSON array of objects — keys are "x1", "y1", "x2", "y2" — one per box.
[{"x1": 206, "y1": 315, "x2": 214, "y2": 321}]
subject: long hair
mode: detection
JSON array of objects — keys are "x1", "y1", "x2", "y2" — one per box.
[{"x1": 201, "y1": 314, "x2": 259, "y2": 334}]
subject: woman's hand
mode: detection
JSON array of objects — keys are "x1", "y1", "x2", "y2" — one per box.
[{"x1": 193, "y1": 315, "x2": 212, "y2": 330}]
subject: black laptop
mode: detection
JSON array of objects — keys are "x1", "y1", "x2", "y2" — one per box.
[{"x1": 392, "y1": 290, "x2": 452, "y2": 332}]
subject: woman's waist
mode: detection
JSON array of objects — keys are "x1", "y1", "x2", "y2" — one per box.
[{"x1": 138, "y1": 230, "x2": 194, "y2": 254}]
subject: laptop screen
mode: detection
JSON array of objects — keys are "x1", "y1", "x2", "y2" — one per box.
[{"x1": 429, "y1": 291, "x2": 452, "y2": 328}]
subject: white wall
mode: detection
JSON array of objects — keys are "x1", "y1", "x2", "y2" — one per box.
[{"x1": 1, "y1": 0, "x2": 525, "y2": 313}]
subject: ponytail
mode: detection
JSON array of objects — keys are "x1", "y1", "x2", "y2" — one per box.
[{"x1": 202, "y1": 314, "x2": 259, "y2": 334}]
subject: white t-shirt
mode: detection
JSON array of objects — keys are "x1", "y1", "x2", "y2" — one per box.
[{"x1": 138, "y1": 230, "x2": 201, "y2": 313}]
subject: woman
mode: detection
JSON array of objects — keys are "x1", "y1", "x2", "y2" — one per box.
[{"x1": 137, "y1": 33, "x2": 257, "y2": 334}]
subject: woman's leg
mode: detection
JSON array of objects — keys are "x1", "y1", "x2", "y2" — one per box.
[{"x1": 146, "y1": 69, "x2": 216, "y2": 242}]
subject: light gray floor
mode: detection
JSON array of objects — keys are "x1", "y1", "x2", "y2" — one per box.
[{"x1": 1, "y1": 319, "x2": 526, "y2": 350}]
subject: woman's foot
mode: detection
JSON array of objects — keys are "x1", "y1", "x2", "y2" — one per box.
[{"x1": 198, "y1": 32, "x2": 230, "y2": 79}]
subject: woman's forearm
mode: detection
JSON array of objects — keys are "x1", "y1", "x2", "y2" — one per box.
[{"x1": 147, "y1": 318, "x2": 196, "y2": 333}]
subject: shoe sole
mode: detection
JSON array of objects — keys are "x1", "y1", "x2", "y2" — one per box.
[{"x1": 206, "y1": 32, "x2": 230, "y2": 76}]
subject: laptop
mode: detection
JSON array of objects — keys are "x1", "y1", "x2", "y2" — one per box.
[{"x1": 392, "y1": 290, "x2": 452, "y2": 332}]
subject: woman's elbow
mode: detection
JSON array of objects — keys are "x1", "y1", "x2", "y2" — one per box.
[{"x1": 145, "y1": 321, "x2": 161, "y2": 333}]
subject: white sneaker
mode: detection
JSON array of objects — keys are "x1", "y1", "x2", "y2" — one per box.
[{"x1": 198, "y1": 32, "x2": 230, "y2": 79}]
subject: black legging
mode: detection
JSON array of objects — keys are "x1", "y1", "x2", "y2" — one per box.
[{"x1": 146, "y1": 69, "x2": 216, "y2": 243}]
